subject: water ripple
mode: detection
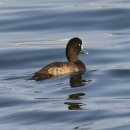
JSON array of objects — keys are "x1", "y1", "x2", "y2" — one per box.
[
  {"x1": 1, "y1": 7, "x2": 130, "y2": 32},
  {"x1": 1, "y1": 0, "x2": 130, "y2": 130}
]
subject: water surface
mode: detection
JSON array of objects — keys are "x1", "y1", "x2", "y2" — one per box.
[{"x1": 0, "y1": 0, "x2": 130, "y2": 130}]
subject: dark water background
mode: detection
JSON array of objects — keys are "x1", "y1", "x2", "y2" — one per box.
[{"x1": 0, "y1": 0, "x2": 130, "y2": 130}]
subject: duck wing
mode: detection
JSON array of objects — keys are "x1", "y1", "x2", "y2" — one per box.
[{"x1": 32, "y1": 62, "x2": 78, "y2": 81}]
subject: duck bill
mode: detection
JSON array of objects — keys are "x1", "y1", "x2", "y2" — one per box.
[
  {"x1": 80, "y1": 49, "x2": 89, "y2": 54},
  {"x1": 80, "y1": 44, "x2": 88, "y2": 54}
]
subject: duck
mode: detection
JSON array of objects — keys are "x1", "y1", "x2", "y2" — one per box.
[{"x1": 32, "y1": 37, "x2": 88, "y2": 81}]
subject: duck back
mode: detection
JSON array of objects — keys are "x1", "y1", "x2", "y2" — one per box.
[{"x1": 32, "y1": 61, "x2": 85, "y2": 81}]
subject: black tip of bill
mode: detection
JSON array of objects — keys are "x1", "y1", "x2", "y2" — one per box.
[{"x1": 81, "y1": 49, "x2": 88, "y2": 54}]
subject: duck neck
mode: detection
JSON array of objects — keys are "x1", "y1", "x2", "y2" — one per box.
[
  {"x1": 66, "y1": 48, "x2": 79, "y2": 62},
  {"x1": 66, "y1": 48, "x2": 86, "y2": 70}
]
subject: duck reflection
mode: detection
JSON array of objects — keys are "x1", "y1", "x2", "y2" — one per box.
[
  {"x1": 65, "y1": 102, "x2": 84, "y2": 110},
  {"x1": 65, "y1": 73, "x2": 92, "y2": 110},
  {"x1": 65, "y1": 93, "x2": 86, "y2": 110},
  {"x1": 33, "y1": 72, "x2": 92, "y2": 110},
  {"x1": 68, "y1": 92, "x2": 85, "y2": 100},
  {"x1": 70, "y1": 72, "x2": 91, "y2": 88}
]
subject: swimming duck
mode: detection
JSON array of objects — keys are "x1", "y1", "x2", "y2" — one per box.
[{"x1": 32, "y1": 37, "x2": 88, "y2": 81}]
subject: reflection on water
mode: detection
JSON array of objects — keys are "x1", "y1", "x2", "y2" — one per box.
[
  {"x1": 65, "y1": 73, "x2": 91, "y2": 110},
  {"x1": 70, "y1": 73, "x2": 92, "y2": 88},
  {"x1": 68, "y1": 93, "x2": 85, "y2": 100},
  {"x1": 32, "y1": 72, "x2": 91, "y2": 110},
  {"x1": 65, "y1": 93, "x2": 86, "y2": 110},
  {"x1": 65, "y1": 102, "x2": 85, "y2": 110}
]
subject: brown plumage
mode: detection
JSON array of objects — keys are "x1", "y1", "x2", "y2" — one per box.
[{"x1": 32, "y1": 37, "x2": 88, "y2": 81}]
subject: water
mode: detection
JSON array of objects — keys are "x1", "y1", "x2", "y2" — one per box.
[{"x1": 0, "y1": 0, "x2": 130, "y2": 129}]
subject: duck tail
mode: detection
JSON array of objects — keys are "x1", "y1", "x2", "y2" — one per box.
[{"x1": 31, "y1": 73, "x2": 52, "y2": 81}]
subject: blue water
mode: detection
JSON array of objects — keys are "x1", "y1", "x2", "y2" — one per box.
[{"x1": 0, "y1": 0, "x2": 130, "y2": 130}]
